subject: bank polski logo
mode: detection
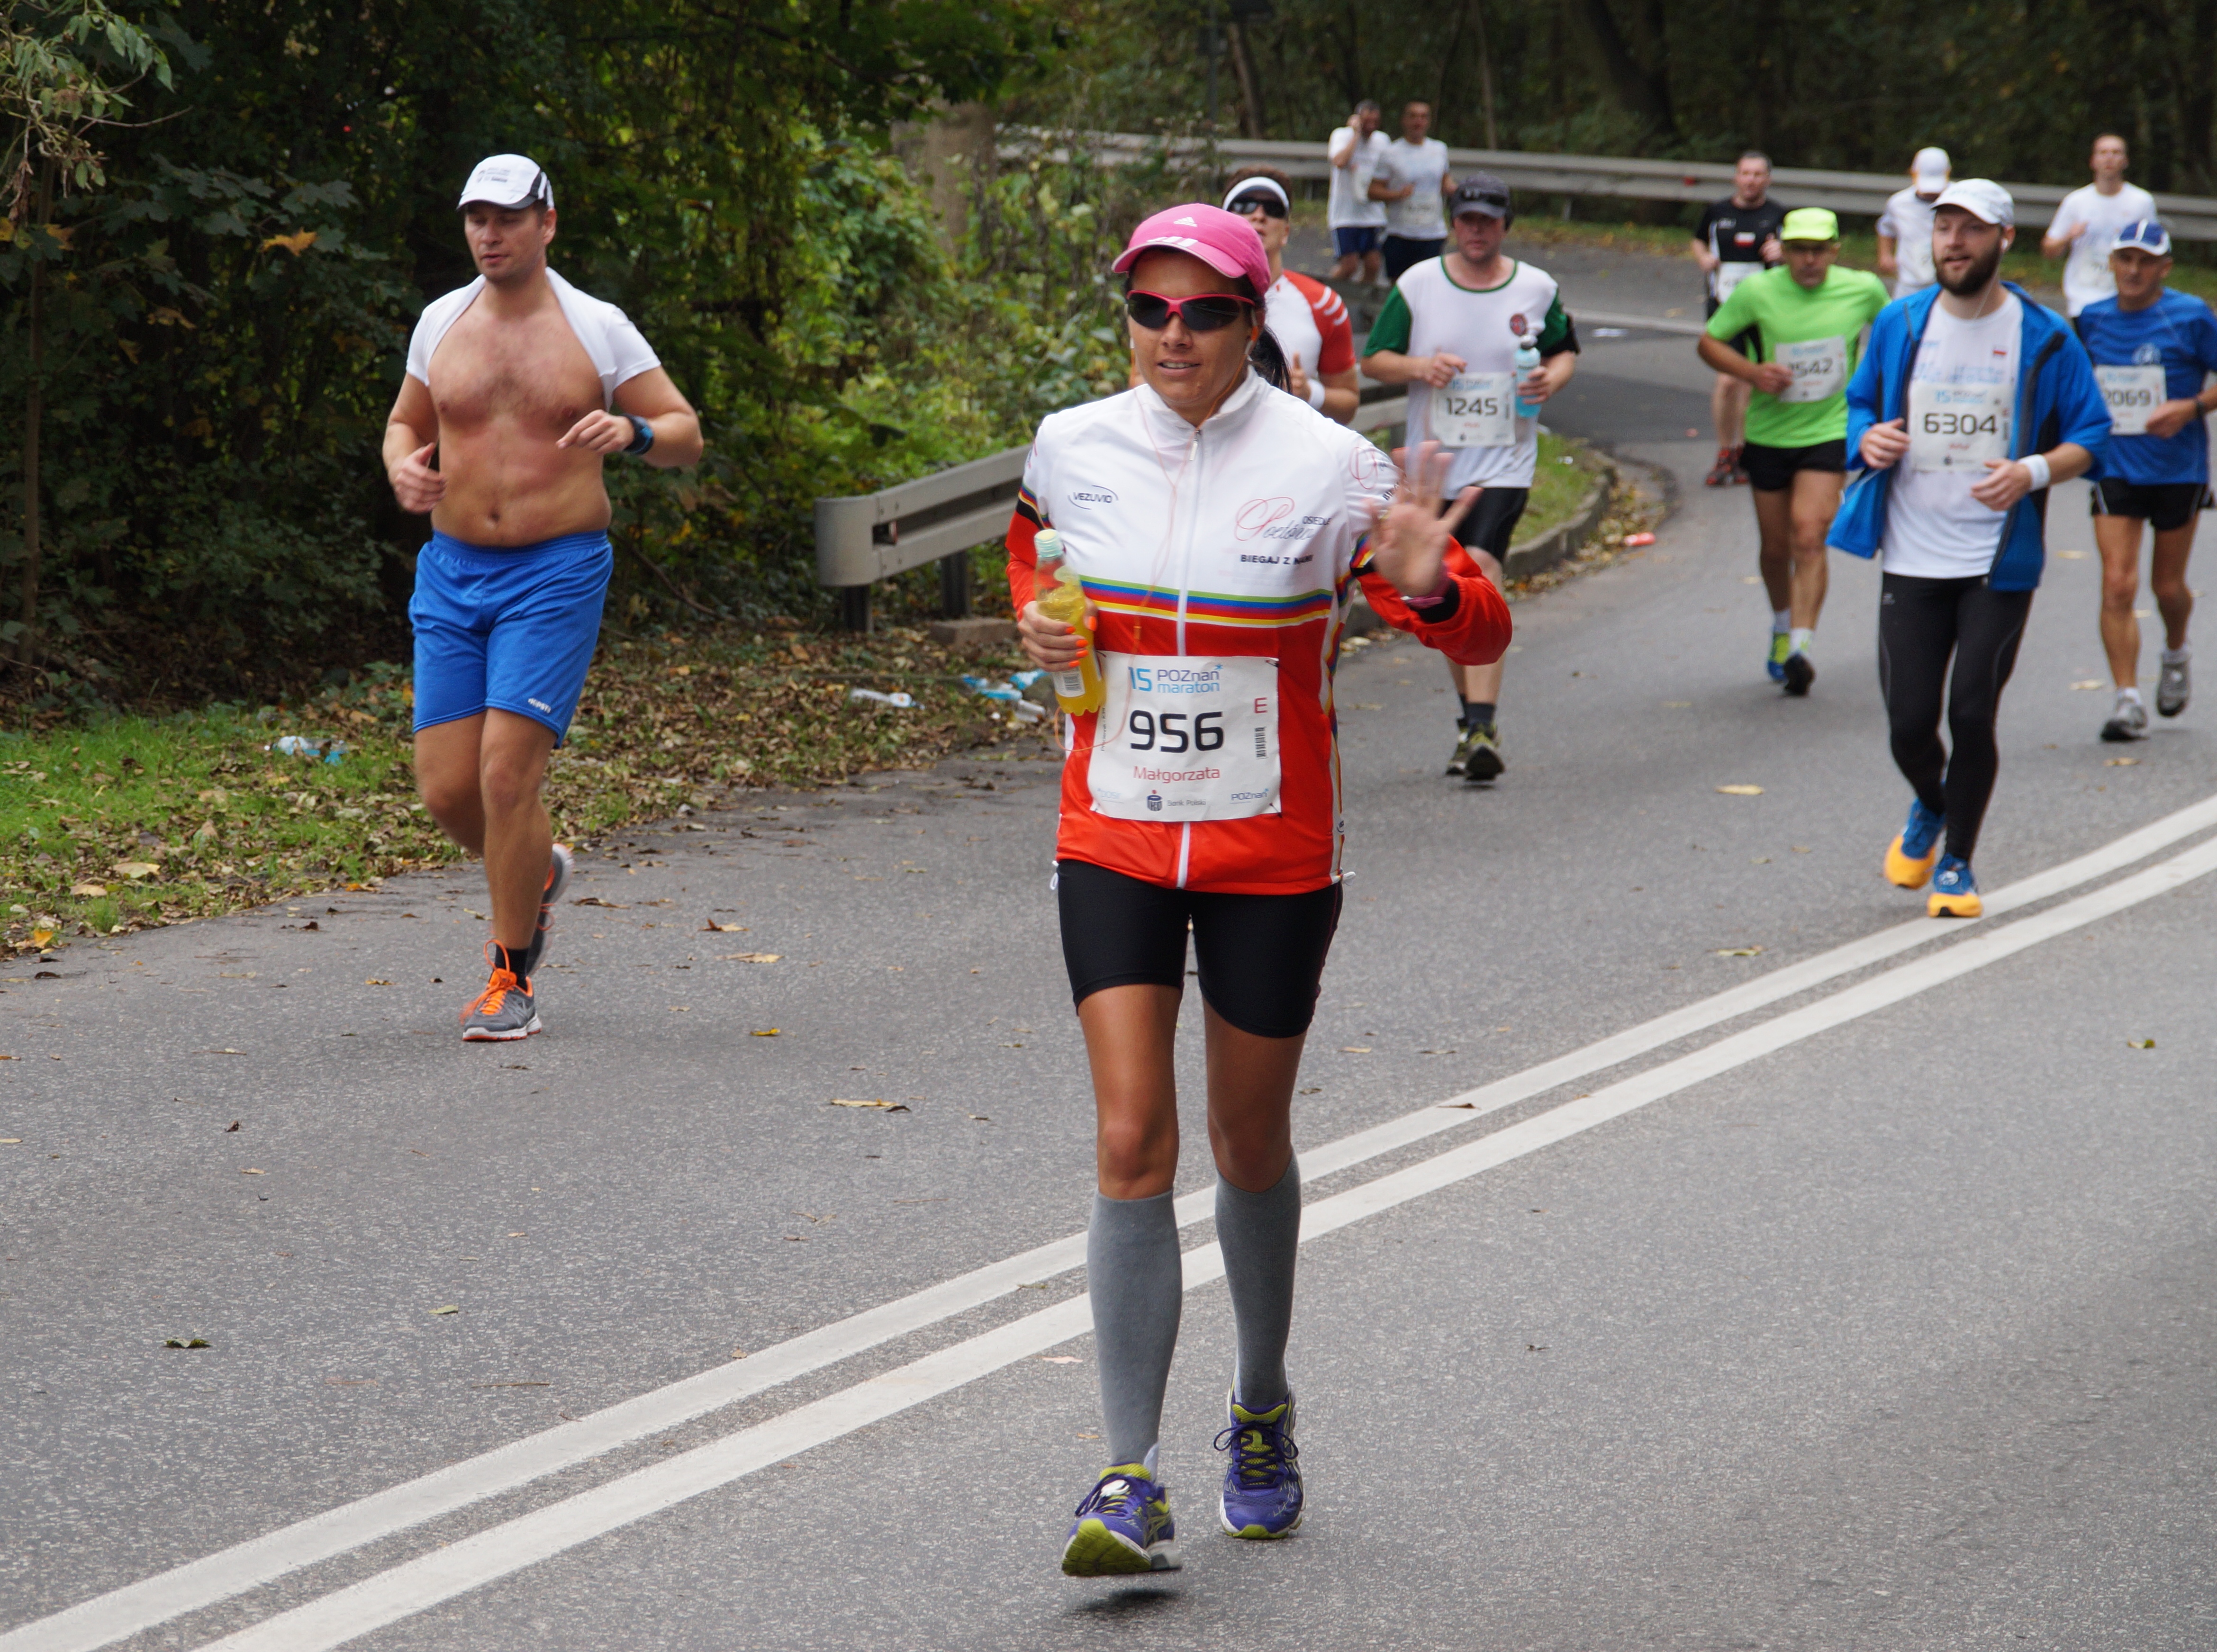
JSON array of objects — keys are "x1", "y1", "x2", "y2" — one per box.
[{"x1": 1147, "y1": 790, "x2": 1164, "y2": 812}]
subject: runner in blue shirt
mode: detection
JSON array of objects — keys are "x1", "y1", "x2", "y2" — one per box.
[{"x1": 2073, "y1": 220, "x2": 2217, "y2": 740}]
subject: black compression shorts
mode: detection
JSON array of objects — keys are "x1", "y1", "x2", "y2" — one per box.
[
  {"x1": 1740, "y1": 439, "x2": 1846, "y2": 492},
  {"x1": 1439, "y1": 486, "x2": 1529, "y2": 562},
  {"x1": 2091, "y1": 478, "x2": 2212, "y2": 533},
  {"x1": 1055, "y1": 858, "x2": 1342, "y2": 1040}
]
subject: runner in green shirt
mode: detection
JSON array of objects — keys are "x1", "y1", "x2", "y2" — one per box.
[{"x1": 1697, "y1": 207, "x2": 1891, "y2": 697}]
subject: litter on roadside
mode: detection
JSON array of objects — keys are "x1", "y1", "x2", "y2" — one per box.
[
  {"x1": 848, "y1": 688, "x2": 914, "y2": 709},
  {"x1": 267, "y1": 735, "x2": 347, "y2": 764},
  {"x1": 961, "y1": 675, "x2": 1049, "y2": 723}
]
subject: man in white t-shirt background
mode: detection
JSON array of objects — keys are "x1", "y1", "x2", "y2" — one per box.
[
  {"x1": 2042, "y1": 133, "x2": 2157, "y2": 317},
  {"x1": 383, "y1": 155, "x2": 702, "y2": 1040},
  {"x1": 1372, "y1": 99, "x2": 1454, "y2": 284},
  {"x1": 1327, "y1": 99, "x2": 1389, "y2": 287},
  {"x1": 1876, "y1": 146, "x2": 1950, "y2": 298}
]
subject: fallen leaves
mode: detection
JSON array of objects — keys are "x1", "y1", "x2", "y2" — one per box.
[
  {"x1": 702, "y1": 920, "x2": 747, "y2": 932},
  {"x1": 111, "y1": 860, "x2": 161, "y2": 879},
  {"x1": 2070, "y1": 679, "x2": 2105, "y2": 690},
  {"x1": 1714, "y1": 946, "x2": 1765, "y2": 957},
  {"x1": 2105, "y1": 756, "x2": 2139, "y2": 767},
  {"x1": 829, "y1": 1097, "x2": 910, "y2": 1111},
  {"x1": 225, "y1": 1120, "x2": 241, "y2": 1132},
  {"x1": 364, "y1": 978, "x2": 393, "y2": 986},
  {"x1": 240, "y1": 1167, "x2": 265, "y2": 1175},
  {"x1": 164, "y1": 1337, "x2": 212, "y2": 1349},
  {"x1": 70, "y1": 882, "x2": 107, "y2": 897},
  {"x1": 2127, "y1": 1037, "x2": 2156, "y2": 1049},
  {"x1": 429, "y1": 1304, "x2": 460, "y2": 1316},
  {"x1": 574, "y1": 896, "x2": 625, "y2": 909},
  {"x1": 1338, "y1": 1045, "x2": 1372, "y2": 1054},
  {"x1": 1714, "y1": 784, "x2": 1764, "y2": 796},
  {"x1": 750, "y1": 1028, "x2": 779, "y2": 1038},
  {"x1": 724, "y1": 952, "x2": 781, "y2": 963}
]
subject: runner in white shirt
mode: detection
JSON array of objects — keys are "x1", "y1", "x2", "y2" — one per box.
[
  {"x1": 1840, "y1": 180, "x2": 2108, "y2": 921},
  {"x1": 1326, "y1": 99, "x2": 1389, "y2": 286},
  {"x1": 2040, "y1": 133, "x2": 2157, "y2": 317},
  {"x1": 1362, "y1": 174, "x2": 1580, "y2": 782},
  {"x1": 1875, "y1": 146, "x2": 1950, "y2": 298},
  {"x1": 1372, "y1": 100, "x2": 1454, "y2": 284},
  {"x1": 1222, "y1": 169, "x2": 1360, "y2": 424}
]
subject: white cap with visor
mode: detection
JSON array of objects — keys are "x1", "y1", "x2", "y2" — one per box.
[
  {"x1": 459, "y1": 154, "x2": 553, "y2": 211},
  {"x1": 1931, "y1": 179, "x2": 2012, "y2": 228}
]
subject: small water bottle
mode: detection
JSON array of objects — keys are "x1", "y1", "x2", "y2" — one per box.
[{"x1": 1513, "y1": 334, "x2": 1542, "y2": 418}]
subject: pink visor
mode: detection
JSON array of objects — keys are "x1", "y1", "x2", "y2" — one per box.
[{"x1": 1112, "y1": 203, "x2": 1272, "y2": 298}]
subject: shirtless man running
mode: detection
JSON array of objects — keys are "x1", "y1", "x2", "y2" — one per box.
[{"x1": 383, "y1": 155, "x2": 702, "y2": 1040}]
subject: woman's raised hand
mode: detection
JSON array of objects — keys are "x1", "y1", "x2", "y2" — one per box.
[{"x1": 1367, "y1": 441, "x2": 1479, "y2": 599}]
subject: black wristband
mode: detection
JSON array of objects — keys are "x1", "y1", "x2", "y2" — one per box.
[{"x1": 623, "y1": 415, "x2": 655, "y2": 456}]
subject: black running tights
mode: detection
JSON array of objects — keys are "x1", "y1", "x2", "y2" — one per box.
[{"x1": 1877, "y1": 573, "x2": 2035, "y2": 862}]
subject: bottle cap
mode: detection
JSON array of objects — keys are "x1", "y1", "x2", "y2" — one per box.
[{"x1": 1035, "y1": 528, "x2": 1062, "y2": 559}]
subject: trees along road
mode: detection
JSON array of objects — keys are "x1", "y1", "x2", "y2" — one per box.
[{"x1": 3, "y1": 237, "x2": 2213, "y2": 1652}]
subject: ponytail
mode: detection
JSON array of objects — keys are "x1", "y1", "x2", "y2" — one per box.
[{"x1": 1246, "y1": 316, "x2": 1290, "y2": 392}]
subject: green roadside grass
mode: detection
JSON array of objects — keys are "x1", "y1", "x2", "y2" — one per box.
[
  {"x1": 1525, "y1": 430, "x2": 1608, "y2": 541},
  {"x1": 3, "y1": 627, "x2": 1037, "y2": 954}
]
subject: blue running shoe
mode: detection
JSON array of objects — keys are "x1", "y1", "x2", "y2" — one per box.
[
  {"x1": 1062, "y1": 1459, "x2": 1180, "y2": 1576},
  {"x1": 1884, "y1": 798, "x2": 1945, "y2": 890},
  {"x1": 1928, "y1": 854, "x2": 1982, "y2": 919},
  {"x1": 1215, "y1": 1390, "x2": 1303, "y2": 1539},
  {"x1": 1767, "y1": 632, "x2": 1791, "y2": 683}
]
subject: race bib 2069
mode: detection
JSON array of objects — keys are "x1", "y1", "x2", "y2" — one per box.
[
  {"x1": 2096, "y1": 364, "x2": 2167, "y2": 437},
  {"x1": 1086, "y1": 655, "x2": 1281, "y2": 821}
]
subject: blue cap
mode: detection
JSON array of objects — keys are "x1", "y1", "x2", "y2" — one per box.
[{"x1": 2113, "y1": 219, "x2": 2172, "y2": 256}]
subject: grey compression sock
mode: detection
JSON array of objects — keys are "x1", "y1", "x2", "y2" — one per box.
[
  {"x1": 1216, "y1": 1156, "x2": 1302, "y2": 1408},
  {"x1": 1088, "y1": 1190, "x2": 1183, "y2": 1469}
]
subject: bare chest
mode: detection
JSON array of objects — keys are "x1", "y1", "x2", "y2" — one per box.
[{"x1": 429, "y1": 306, "x2": 602, "y2": 433}]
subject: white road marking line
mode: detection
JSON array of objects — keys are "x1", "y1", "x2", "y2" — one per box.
[
  {"x1": 9, "y1": 794, "x2": 2215, "y2": 1652},
  {"x1": 188, "y1": 832, "x2": 2217, "y2": 1652}
]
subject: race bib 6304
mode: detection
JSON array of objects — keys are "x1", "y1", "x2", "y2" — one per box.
[
  {"x1": 1086, "y1": 655, "x2": 1281, "y2": 821},
  {"x1": 1909, "y1": 379, "x2": 2011, "y2": 473}
]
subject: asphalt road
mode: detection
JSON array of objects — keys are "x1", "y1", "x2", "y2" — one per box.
[{"x1": 5, "y1": 244, "x2": 2216, "y2": 1652}]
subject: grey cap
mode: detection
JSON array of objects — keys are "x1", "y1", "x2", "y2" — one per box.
[{"x1": 1450, "y1": 173, "x2": 1512, "y2": 219}]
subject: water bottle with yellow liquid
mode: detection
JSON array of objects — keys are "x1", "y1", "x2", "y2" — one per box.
[{"x1": 1032, "y1": 529, "x2": 1104, "y2": 715}]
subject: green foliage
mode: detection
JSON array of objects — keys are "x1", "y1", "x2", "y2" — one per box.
[{"x1": 0, "y1": 0, "x2": 1050, "y2": 706}]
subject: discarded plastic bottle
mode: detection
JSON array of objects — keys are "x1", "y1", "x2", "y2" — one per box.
[
  {"x1": 1514, "y1": 334, "x2": 1543, "y2": 418},
  {"x1": 270, "y1": 736, "x2": 347, "y2": 765},
  {"x1": 1032, "y1": 530, "x2": 1104, "y2": 716}
]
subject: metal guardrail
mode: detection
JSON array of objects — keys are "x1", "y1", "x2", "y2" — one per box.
[
  {"x1": 815, "y1": 393, "x2": 1408, "y2": 629},
  {"x1": 820, "y1": 134, "x2": 2215, "y2": 623},
  {"x1": 1007, "y1": 130, "x2": 2217, "y2": 243}
]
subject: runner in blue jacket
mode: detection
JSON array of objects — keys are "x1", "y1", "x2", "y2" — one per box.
[{"x1": 1827, "y1": 180, "x2": 2112, "y2": 918}]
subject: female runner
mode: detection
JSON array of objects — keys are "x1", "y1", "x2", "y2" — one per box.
[{"x1": 1008, "y1": 202, "x2": 1512, "y2": 1576}]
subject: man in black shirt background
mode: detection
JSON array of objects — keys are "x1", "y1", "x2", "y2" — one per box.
[{"x1": 1690, "y1": 152, "x2": 1788, "y2": 487}]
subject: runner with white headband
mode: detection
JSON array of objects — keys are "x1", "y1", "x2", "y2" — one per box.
[
  {"x1": 1221, "y1": 168, "x2": 1359, "y2": 424},
  {"x1": 1008, "y1": 201, "x2": 1511, "y2": 1577}
]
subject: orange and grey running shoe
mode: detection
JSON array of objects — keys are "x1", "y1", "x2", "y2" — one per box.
[
  {"x1": 520, "y1": 843, "x2": 573, "y2": 982},
  {"x1": 461, "y1": 964, "x2": 540, "y2": 1042}
]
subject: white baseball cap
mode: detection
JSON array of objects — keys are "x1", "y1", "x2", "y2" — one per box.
[
  {"x1": 1932, "y1": 178, "x2": 2012, "y2": 228},
  {"x1": 1911, "y1": 146, "x2": 1950, "y2": 190},
  {"x1": 458, "y1": 154, "x2": 553, "y2": 211}
]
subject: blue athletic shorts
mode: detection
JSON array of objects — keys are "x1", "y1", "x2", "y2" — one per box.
[
  {"x1": 1332, "y1": 226, "x2": 1382, "y2": 257},
  {"x1": 409, "y1": 529, "x2": 613, "y2": 745}
]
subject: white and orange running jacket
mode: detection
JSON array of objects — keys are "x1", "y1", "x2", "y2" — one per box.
[{"x1": 1006, "y1": 371, "x2": 1511, "y2": 895}]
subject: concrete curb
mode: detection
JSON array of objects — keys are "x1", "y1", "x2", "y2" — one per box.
[{"x1": 1347, "y1": 457, "x2": 1619, "y2": 636}]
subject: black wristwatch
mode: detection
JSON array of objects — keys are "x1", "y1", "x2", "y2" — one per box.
[{"x1": 623, "y1": 414, "x2": 655, "y2": 456}]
